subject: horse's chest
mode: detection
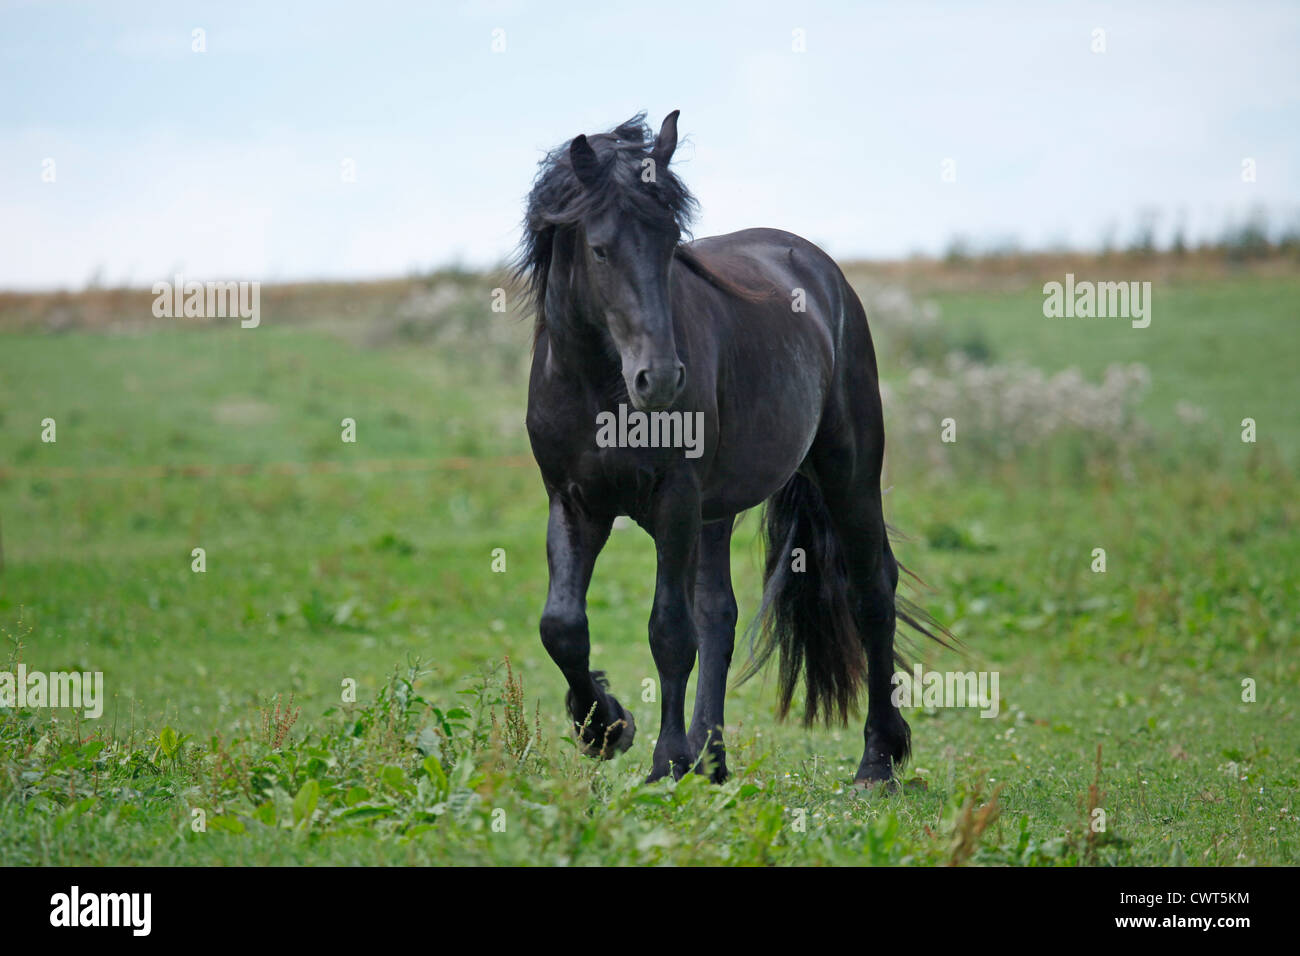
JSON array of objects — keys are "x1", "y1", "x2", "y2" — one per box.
[{"x1": 530, "y1": 417, "x2": 658, "y2": 512}]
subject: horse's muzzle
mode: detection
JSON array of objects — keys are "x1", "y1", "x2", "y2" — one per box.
[{"x1": 630, "y1": 362, "x2": 685, "y2": 411}]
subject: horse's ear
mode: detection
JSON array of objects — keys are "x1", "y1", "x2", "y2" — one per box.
[
  {"x1": 651, "y1": 109, "x2": 680, "y2": 168},
  {"x1": 570, "y1": 134, "x2": 604, "y2": 188}
]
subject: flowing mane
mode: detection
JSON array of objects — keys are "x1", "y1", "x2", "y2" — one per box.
[{"x1": 514, "y1": 112, "x2": 769, "y2": 347}]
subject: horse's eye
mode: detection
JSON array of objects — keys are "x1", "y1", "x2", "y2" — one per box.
[{"x1": 591, "y1": 245, "x2": 608, "y2": 263}]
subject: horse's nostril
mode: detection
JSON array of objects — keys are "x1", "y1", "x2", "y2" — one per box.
[
  {"x1": 675, "y1": 365, "x2": 686, "y2": 390},
  {"x1": 634, "y1": 369, "x2": 651, "y2": 394}
]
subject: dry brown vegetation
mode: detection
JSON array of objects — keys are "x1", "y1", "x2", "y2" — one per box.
[{"x1": 2, "y1": 248, "x2": 1294, "y2": 334}]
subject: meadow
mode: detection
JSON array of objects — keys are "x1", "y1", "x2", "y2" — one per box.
[{"x1": 0, "y1": 254, "x2": 1296, "y2": 865}]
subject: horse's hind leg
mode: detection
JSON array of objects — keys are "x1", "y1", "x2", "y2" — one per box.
[
  {"x1": 856, "y1": 532, "x2": 908, "y2": 783},
  {"x1": 811, "y1": 443, "x2": 910, "y2": 785},
  {"x1": 539, "y1": 494, "x2": 635, "y2": 757},
  {"x1": 687, "y1": 517, "x2": 737, "y2": 782}
]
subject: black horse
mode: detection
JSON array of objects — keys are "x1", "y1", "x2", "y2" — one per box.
[{"x1": 518, "y1": 111, "x2": 949, "y2": 785}]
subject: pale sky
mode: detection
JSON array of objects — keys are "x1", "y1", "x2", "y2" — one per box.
[{"x1": 2, "y1": 0, "x2": 1297, "y2": 289}]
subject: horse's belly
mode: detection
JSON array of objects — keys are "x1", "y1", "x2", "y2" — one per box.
[
  {"x1": 700, "y1": 397, "x2": 822, "y2": 520},
  {"x1": 699, "y1": 318, "x2": 830, "y2": 518}
]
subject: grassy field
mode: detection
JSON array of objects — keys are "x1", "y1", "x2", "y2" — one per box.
[{"x1": 0, "y1": 260, "x2": 1296, "y2": 865}]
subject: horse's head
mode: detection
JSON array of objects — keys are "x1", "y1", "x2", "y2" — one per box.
[{"x1": 564, "y1": 111, "x2": 686, "y2": 411}]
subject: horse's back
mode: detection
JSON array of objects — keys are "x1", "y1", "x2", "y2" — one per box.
[
  {"x1": 683, "y1": 227, "x2": 871, "y2": 377},
  {"x1": 671, "y1": 228, "x2": 866, "y2": 517},
  {"x1": 686, "y1": 228, "x2": 848, "y2": 285},
  {"x1": 684, "y1": 226, "x2": 857, "y2": 339}
]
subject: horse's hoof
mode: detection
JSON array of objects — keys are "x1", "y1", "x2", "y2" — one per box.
[
  {"x1": 601, "y1": 696, "x2": 636, "y2": 757},
  {"x1": 697, "y1": 759, "x2": 729, "y2": 784},
  {"x1": 852, "y1": 761, "x2": 899, "y2": 792},
  {"x1": 687, "y1": 739, "x2": 729, "y2": 783},
  {"x1": 569, "y1": 692, "x2": 635, "y2": 759}
]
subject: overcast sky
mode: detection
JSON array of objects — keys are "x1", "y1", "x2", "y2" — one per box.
[{"x1": 2, "y1": 0, "x2": 1297, "y2": 289}]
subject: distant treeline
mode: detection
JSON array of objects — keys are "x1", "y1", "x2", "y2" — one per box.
[{"x1": 943, "y1": 206, "x2": 1300, "y2": 264}]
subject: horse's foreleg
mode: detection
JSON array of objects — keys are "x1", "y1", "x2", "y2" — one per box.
[
  {"x1": 646, "y1": 470, "x2": 702, "y2": 782},
  {"x1": 539, "y1": 495, "x2": 634, "y2": 757},
  {"x1": 687, "y1": 517, "x2": 737, "y2": 782}
]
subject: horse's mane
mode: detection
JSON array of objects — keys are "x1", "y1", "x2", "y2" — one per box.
[{"x1": 514, "y1": 113, "x2": 772, "y2": 348}]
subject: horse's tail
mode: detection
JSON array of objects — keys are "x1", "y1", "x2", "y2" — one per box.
[
  {"x1": 886, "y1": 523, "x2": 959, "y2": 664},
  {"x1": 735, "y1": 472, "x2": 866, "y2": 726},
  {"x1": 736, "y1": 474, "x2": 956, "y2": 727}
]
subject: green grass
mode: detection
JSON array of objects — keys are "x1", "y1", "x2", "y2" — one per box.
[
  {"x1": 925, "y1": 274, "x2": 1300, "y2": 458},
  {"x1": 0, "y1": 272, "x2": 1296, "y2": 865}
]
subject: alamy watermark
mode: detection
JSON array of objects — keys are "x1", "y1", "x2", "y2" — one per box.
[
  {"x1": 151, "y1": 273, "x2": 260, "y2": 328},
  {"x1": 50, "y1": 886, "x2": 150, "y2": 936},
  {"x1": 892, "y1": 665, "x2": 1000, "y2": 718},
  {"x1": 0, "y1": 665, "x2": 104, "y2": 718},
  {"x1": 1042, "y1": 274, "x2": 1151, "y2": 328},
  {"x1": 595, "y1": 403, "x2": 705, "y2": 459}
]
